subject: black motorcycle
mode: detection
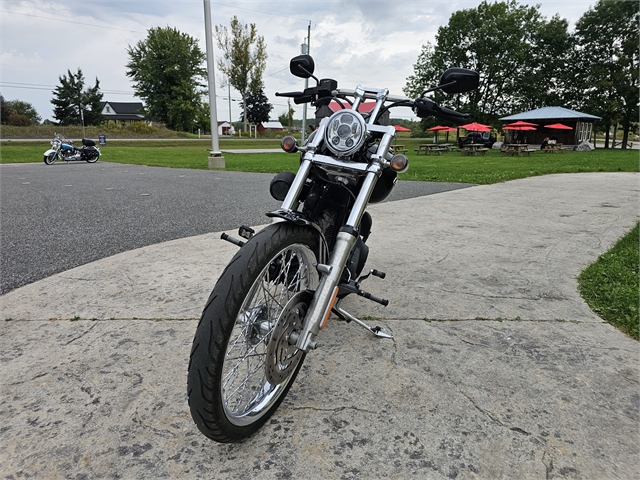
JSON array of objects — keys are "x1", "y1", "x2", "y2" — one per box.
[{"x1": 187, "y1": 54, "x2": 479, "y2": 442}]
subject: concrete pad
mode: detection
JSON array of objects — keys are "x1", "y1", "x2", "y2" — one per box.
[
  {"x1": 1, "y1": 173, "x2": 639, "y2": 479},
  {"x1": 1, "y1": 318, "x2": 638, "y2": 479}
]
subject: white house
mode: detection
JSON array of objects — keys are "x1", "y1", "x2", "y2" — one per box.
[{"x1": 100, "y1": 102, "x2": 144, "y2": 124}]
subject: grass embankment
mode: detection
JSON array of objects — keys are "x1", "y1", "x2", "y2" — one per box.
[
  {"x1": 578, "y1": 224, "x2": 639, "y2": 340},
  {"x1": 1, "y1": 139, "x2": 637, "y2": 184}
]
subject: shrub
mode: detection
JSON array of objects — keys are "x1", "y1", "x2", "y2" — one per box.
[{"x1": 8, "y1": 113, "x2": 31, "y2": 127}]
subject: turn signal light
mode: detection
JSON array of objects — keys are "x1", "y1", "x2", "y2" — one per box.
[
  {"x1": 390, "y1": 154, "x2": 409, "y2": 173},
  {"x1": 281, "y1": 136, "x2": 299, "y2": 153}
]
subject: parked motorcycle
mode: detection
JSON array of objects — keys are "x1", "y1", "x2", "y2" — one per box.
[
  {"x1": 43, "y1": 134, "x2": 101, "y2": 164},
  {"x1": 187, "y1": 55, "x2": 479, "y2": 443}
]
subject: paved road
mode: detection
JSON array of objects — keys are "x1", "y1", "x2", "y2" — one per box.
[{"x1": 0, "y1": 161, "x2": 471, "y2": 293}]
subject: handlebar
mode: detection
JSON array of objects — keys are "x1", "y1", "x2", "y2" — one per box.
[
  {"x1": 413, "y1": 98, "x2": 469, "y2": 125},
  {"x1": 275, "y1": 87, "x2": 469, "y2": 124}
]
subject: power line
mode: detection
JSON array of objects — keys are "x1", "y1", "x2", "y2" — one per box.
[{"x1": 0, "y1": 9, "x2": 146, "y2": 34}]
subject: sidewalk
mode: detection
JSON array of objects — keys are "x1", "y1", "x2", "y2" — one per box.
[{"x1": 1, "y1": 173, "x2": 638, "y2": 479}]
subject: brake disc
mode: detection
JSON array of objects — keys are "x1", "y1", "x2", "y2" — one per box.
[{"x1": 265, "y1": 290, "x2": 310, "y2": 385}]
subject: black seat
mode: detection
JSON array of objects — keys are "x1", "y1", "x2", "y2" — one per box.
[{"x1": 82, "y1": 138, "x2": 96, "y2": 146}]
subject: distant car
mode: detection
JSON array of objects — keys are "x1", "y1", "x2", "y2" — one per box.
[{"x1": 458, "y1": 132, "x2": 496, "y2": 148}]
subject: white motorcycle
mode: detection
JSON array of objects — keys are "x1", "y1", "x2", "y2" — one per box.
[
  {"x1": 187, "y1": 54, "x2": 479, "y2": 442},
  {"x1": 43, "y1": 133, "x2": 101, "y2": 164}
]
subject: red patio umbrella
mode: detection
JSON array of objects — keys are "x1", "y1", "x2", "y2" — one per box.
[
  {"x1": 505, "y1": 120, "x2": 538, "y2": 127},
  {"x1": 545, "y1": 123, "x2": 573, "y2": 130},
  {"x1": 427, "y1": 125, "x2": 457, "y2": 143},
  {"x1": 503, "y1": 125, "x2": 537, "y2": 131},
  {"x1": 394, "y1": 125, "x2": 411, "y2": 132},
  {"x1": 460, "y1": 122, "x2": 491, "y2": 132}
]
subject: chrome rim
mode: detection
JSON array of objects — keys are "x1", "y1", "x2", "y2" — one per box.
[{"x1": 221, "y1": 243, "x2": 318, "y2": 426}]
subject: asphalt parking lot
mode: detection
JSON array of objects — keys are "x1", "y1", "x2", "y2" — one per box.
[{"x1": 0, "y1": 161, "x2": 471, "y2": 294}]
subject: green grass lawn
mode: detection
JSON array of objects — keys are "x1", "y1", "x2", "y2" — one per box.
[
  {"x1": 578, "y1": 224, "x2": 639, "y2": 340},
  {"x1": 1, "y1": 139, "x2": 637, "y2": 184}
]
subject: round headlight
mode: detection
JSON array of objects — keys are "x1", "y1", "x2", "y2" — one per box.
[{"x1": 325, "y1": 109, "x2": 367, "y2": 157}]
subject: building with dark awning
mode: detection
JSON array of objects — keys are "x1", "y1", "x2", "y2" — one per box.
[{"x1": 500, "y1": 106, "x2": 601, "y2": 145}]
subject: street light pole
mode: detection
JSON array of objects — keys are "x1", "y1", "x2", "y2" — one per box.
[
  {"x1": 203, "y1": 0, "x2": 225, "y2": 168},
  {"x1": 301, "y1": 22, "x2": 311, "y2": 143}
]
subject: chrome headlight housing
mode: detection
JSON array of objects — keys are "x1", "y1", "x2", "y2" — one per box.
[{"x1": 325, "y1": 109, "x2": 367, "y2": 157}]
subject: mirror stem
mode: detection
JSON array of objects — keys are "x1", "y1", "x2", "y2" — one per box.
[{"x1": 421, "y1": 80, "x2": 457, "y2": 97}]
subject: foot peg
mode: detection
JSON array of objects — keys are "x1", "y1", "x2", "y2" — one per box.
[
  {"x1": 221, "y1": 225, "x2": 255, "y2": 247},
  {"x1": 334, "y1": 306, "x2": 393, "y2": 339}
]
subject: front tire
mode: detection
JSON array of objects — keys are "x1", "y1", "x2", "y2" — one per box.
[
  {"x1": 43, "y1": 153, "x2": 57, "y2": 165},
  {"x1": 187, "y1": 222, "x2": 320, "y2": 442}
]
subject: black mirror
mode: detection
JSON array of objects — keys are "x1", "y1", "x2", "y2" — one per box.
[
  {"x1": 290, "y1": 55, "x2": 315, "y2": 79},
  {"x1": 439, "y1": 68, "x2": 479, "y2": 94}
]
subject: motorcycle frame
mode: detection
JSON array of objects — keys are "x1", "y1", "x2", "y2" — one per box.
[{"x1": 277, "y1": 86, "x2": 405, "y2": 351}]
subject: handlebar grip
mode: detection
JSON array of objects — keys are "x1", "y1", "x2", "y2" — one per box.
[
  {"x1": 435, "y1": 106, "x2": 469, "y2": 125},
  {"x1": 275, "y1": 91, "x2": 304, "y2": 98},
  {"x1": 414, "y1": 98, "x2": 469, "y2": 125}
]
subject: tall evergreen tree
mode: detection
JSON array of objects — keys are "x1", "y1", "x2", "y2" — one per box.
[
  {"x1": 51, "y1": 68, "x2": 103, "y2": 126},
  {"x1": 126, "y1": 26, "x2": 206, "y2": 131},
  {"x1": 240, "y1": 88, "x2": 272, "y2": 125}
]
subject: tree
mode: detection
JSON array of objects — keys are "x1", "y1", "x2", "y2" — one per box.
[
  {"x1": 5, "y1": 99, "x2": 41, "y2": 125},
  {"x1": 215, "y1": 16, "x2": 267, "y2": 132},
  {"x1": 126, "y1": 26, "x2": 206, "y2": 131},
  {"x1": 1, "y1": 95, "x2": 11, "y2": 124},
  {"x1": 240, "y1": 88, "x2": 272, "y2": 125},
  {"x1": 572, "y1": 0, "x2": 639, "y2": 149},
  {"x1": 277, "y1": 100, "x2": 295, "y2": 128},
  {"x1": 51, "y1": 68, "x2": 103, "y2": 126},
  {"x1": 404, "y1": 1, "x2": 571, "y2": 126}
]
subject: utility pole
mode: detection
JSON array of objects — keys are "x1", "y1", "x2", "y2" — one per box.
[
  {"x1": 228, "y1": 83, "x2": 232, "y2": 125},
  {"x1": 301, "y1": 22, "x2": 311, "y2": 143},
  {"x1": 203, "y1": 0, "x2": 225, "y2": 168}
]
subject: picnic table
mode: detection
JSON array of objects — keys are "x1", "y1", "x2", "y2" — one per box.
[
  {"x1": 414, "y1": 143, "x2": 452, "y2": 155},
  {"x1": 460, "y1": 143, "x2": 489, "y2": 156},
  {"x1": 502, "y1": 144, "x2": 536, "y2": 156},
  {"x1": 542, "y1": 143, "x2": 565, "y2": 153},
  {"x1": 393, "y1": 144, "x2": 408, "y2": 154}
]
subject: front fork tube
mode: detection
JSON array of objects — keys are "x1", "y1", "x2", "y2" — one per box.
[{"x1": 295, "y1": 168, "x2": 381, "y2": 351}]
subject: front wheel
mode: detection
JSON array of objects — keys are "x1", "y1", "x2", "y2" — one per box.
[
  {"x1": 43, "y1": 153, "x2": 57, "y2": 165},
  {"x1": 187, "y1": 222, "x2": 320, "y2": 443}
]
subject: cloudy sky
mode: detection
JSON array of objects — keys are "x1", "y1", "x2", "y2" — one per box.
[{"x1": 2, "y1": 0, "x2": 595, "y2": 124}]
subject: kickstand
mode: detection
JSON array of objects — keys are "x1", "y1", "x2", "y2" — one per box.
[{"x1": 334, "y1": 306, "x2": 393, "y2": 339}]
